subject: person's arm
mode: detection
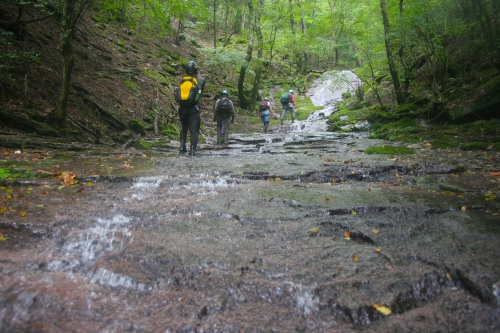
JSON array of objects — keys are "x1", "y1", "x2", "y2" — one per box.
[
  {"x1": 270, "y1": 104, "x2": 274, "y2": 116},
  {"x1": 230, "y1": 101, "x2": 235, "y2": 123},
  {"x1": 291, "y1": 94, "x2": 296, "y2": 107}
]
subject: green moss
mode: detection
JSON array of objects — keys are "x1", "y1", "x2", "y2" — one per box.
[
  {"x1": 128, "y1": 118, "x2": 146, "y2": 136},
  {"x1": 135, "y1": 140, "x2": 153, "y2": 150},
  {"x1": 492, "y1": 143, "x2": 500, "y2": 151},
  {"x1": 459, "y1": 141, "x2": 488, "y2": 151},
  {"x1": 364, "y1": 145, "x2": 415, "y2": 155},
  {"x1": 432, "y1": 135, "x2": 463, "y2": 149},
  {"x1": 124, "y1": 80, "x2": 140, "y2": 92}
]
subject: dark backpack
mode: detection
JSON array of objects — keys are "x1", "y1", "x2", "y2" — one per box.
[
  {"x1": 217, "y1": 98, "x2": 232, "y2": 115},
  {"x1": 174, "y1": 76, "x2": 200, "y2": 107},
  {"x1": 259, "y1": 100, "x2": 269, "y2": 112},
  {"x1": 280, "y1": 93, "x2": 290, "y2": 104}
]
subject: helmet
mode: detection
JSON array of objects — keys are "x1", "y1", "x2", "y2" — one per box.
[
  {"x1": 185, "y1": 60, "x2": 198, "y2": 74},
  {"x1": 221, "y1": 90, "x2": 229, "y2": 96},
  {"x1": 264, "y1": 97, "x2": 269, "y2": 101},
  {"x1": 288, "y1": 90, "x2": 294, "y2": 94}
]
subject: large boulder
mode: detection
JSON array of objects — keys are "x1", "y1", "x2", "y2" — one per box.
[{"x1": 446, "y1": 74, "x2": 500, "y2": 121}]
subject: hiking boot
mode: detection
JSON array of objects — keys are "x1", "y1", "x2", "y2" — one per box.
[
  {"x1": 179, "y1": 140, "x2": 187, "y2": 153},
  {"x1": 280, "y1": 120, "x2": 284, "y2": 125},
  {"x1": 292, "y1": 117, "x2": 294, "y2": 123},
  {"x1": 189, "y1": 146, "x2": 196, "y2": 156}
]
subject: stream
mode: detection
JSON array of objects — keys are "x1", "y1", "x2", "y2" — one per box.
[{"x1": 1, "y1": 71, "x2": 499, "y2": 332}]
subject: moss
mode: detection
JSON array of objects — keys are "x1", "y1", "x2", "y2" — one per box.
[
  {"x1": 128, "y1": 118, "x2": 146, "y2": 136},
  {"x1": 492, "y1": 143, "x2": 500, "y2": 151},
  {"x1": 124, "y1": 80, "x2": 140, "y2": 92},
  {"x1": 432, "y1": 135, "x2": 463, "y2": 149},
  {"x1": 459, "y1": 141, "x2": 488, "y2": 151},
  {"x1": 364, "y1": 145, "x2": 415, "y2": 155},
  {"x1": 135, "y1": 140, "x2": 153, "y2": 150}
]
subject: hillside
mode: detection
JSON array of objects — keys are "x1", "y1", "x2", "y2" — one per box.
[{"x1": 0, "y1": 2, "x2": 237, "y2": 149}]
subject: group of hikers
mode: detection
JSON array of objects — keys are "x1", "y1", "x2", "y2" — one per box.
[{"x1": 174, "y1": 60, "x2": 296, "y2": 156}]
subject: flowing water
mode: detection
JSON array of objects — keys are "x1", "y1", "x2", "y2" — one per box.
[{"x1": 1, "y1": 71, "x2": 499, "y2": 332}]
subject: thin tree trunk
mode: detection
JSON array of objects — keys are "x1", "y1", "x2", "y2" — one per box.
[
  {"x1": 237, "y1": 0, "x2": 254, "y2": 108},
  {"x1": 54, "y1": 0, "x2": 75, "y2": 126},
  {"x1": 380, "y1": 0, "x2": 404, "y2": 105}
]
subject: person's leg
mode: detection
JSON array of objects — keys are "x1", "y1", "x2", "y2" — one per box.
[
  {"x1": 290, "y1": 106, "x2": 295, "y2": 123},
  {"x1": 188, "y1": 107, "x2": 200, "y2": 155},
  {"x1": 216, "y1": 116, "x2": 223, "y2": 144},
  {"x1": 281, "y1": 106, "x2": 286, "y2": 125},
  {"x1": 223, "y1": 118, "x2": 230, "y2": 144},
  {"x1": 263, "y1": 121, "x2": 269, "y2": 133},
  {"x1": 178, "y1": 108, "x2": 188, "y2": 153}
]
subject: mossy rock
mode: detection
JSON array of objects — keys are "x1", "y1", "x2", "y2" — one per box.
[
  {"x1": 135, "y1": 140, "x2": 153, "y2": 150},
  {"x1": 459, "y1": 141, "x2": 488, "y2": 151},
  {"x1": 364, "y1": 145, "x2": 415, "y2": 155},
  {"x1": 432, "y1": 135, "x2": 464, "y2": 149},
  {"x1": 128, "y1": 118, "x2": 146, "y2": 136},
  {"x1": 162, "y1": 65, "x2": 177, "y2": 76}
]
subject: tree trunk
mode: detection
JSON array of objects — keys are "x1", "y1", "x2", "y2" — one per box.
[
  {"x1": 237, "y1": 0, "x2": 255, "y2": 109},
  {"x1": 249, "y1": 0, "x2": 265, "y2": 100},
  {"x1": 380, "y1": 0, "x2": 405, "y2": 105},
  {"x1": 53, "y1": 0, "x2": 75, "y2": 126}
]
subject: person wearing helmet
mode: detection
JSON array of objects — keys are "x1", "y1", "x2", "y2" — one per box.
[
  {"x1": 257, "y1": 97, "x2": 274, "y2": 133},
  {"x1": 213, "y1": 90, "x2": 235, "y2": 145},
  {"x1": 280, "y1": 89, "x2": 296, "y2": 125},
  {"x1": 176, "y1": 60, "x2": 206, "y2": 156}
]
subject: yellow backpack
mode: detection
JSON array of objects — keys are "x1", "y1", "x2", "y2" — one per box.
[{"x1": 174, "y1": 76, "x2": 200, "y2": 107}]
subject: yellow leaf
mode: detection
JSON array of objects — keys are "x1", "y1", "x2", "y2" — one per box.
[
  {"x1": 36, "y1": 204, "x2": 44, "y2": 207},
  {"x1": 375, "y1": 248, "x2": 381, "y2": 252},
  {"x1": 425, "y1": 142, "x2": 432, "y2": 147},
  {"x1": 352, "y1": 254, "x2": 359, "y2": 261},
  {"x1": 345, "y1": 236, "x2": 351, "y2": 240},
  {"x1": 461, "y1": 206, "x2": 467, "y2": 211},
  {"x1": 6, "y1": 188, "x2": 13, "y2": 193},
  {"x1": 19, "y1": 211, "x2": 26, "y2": 217},
  {"x1": 0, "y1": 235, "x2": 7, "y2": 241},
  {"x1": 372, "y1": 229, "x2": 379, "y2": 234},
  {"x1": 308, "y1": 227, "x2": 319, "y2": 233},
  {"x1": 325, "y1": 196, "x2": 329, "y2": 201},
  {"x1": 373, "y1": 303, "x2": 391, "y2": 315},
  {"x1": 351, "y1": 210, "x2": 356, "y2": 215},
  {"x1": 446, "y1": 273, "x2": 452, "y2": 280}
]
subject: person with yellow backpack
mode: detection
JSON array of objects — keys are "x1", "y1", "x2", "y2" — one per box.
[{"x1": 174, "y1": 60, "x2": 206, "y2": 156}]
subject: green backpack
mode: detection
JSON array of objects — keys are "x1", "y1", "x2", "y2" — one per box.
[{"x1": 280, "y1": 93, "x2": 290, "y2": 104}]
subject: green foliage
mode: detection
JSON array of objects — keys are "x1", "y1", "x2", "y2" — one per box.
[
  {"x1": 160, "y1": 123, "x2": 180, "y2": 140},
  {"x1": 365, "y1": 145, "x2": 415, "y2": 155},
  {"x1": 0, "y1": 168, "x2": 10, "y2": 179}
]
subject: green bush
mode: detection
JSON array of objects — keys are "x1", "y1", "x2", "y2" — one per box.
[{"x1": 364, "y1": 145, "x2": 415, "y2": 155}]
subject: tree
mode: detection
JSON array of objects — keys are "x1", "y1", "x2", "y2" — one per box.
[{"x1": 52, "y1": 0, "x2": 75, "y2": 126}]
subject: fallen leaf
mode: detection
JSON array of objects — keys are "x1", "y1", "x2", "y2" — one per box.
[
  {"x1": 0, "y1": 235, "x2": 7, "y2": 241},
  {"x1": 19, "y1": 211, "x2": 26, "y2": 217},
  {"x1": 372, "y1": 229, "x2": 379, "y2": 234},
  {"x1": 331, "y1": 178, "x2": 335, "y2": 183},
  {"x1": 368, "y1": 188, "x2": 371, "y2": 191},
  {"x1": 373, "y1": 303, "x2": 391, "y2": 315},
  {"x1": 62, "y1": 172, "x2": 76, "y2": 185},
  {"x1": 446, "y1": 273, "x2": 452, "y2": 280},
  {"x1": 325, "y1": 158, "x2": 332, "y2": 162},
  {"x1": 388, "y1": 158, "x2": 398, "y2": 161},
  {"x1": 375, "y1": 248, "x2": 381, "y2": 252},
  {"x1": 344, "y1": 231, "x2": 351, "y2": 237},
  {"x1": 351, "y1": 210, "x2": 356, "y2": 215},
  {"x1": 325, "y1": 196, "x2": 329, "y2": 201},
  {"x1": 352, "y1": 254, "x2": 359, "y2": 261},
  {"x1": 489, "y1": 171, "x2": 500, "y2": 177},
  {"x1": 395, "y1": 174, "x2": 401, "y2": 178},
  {"x1": 308, "y1": 227, "x2": 319, "y2": 233},
  {"x1": 461, "y1": 206, "x2": 467, "y2": 211}
]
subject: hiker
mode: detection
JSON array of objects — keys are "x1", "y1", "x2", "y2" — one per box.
[
  {"x1": 175, "y1": 60, "x2": 206, "y2": 156},
  {"x1": 213, "y1": 90, "x2": 235, "y2": 145},
  {"x1": 257, "y1": 97, "x2": 274, "y2": 133},
  {"x1": 280, "y1": 89, "x2": 296, "y2": 125}
]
